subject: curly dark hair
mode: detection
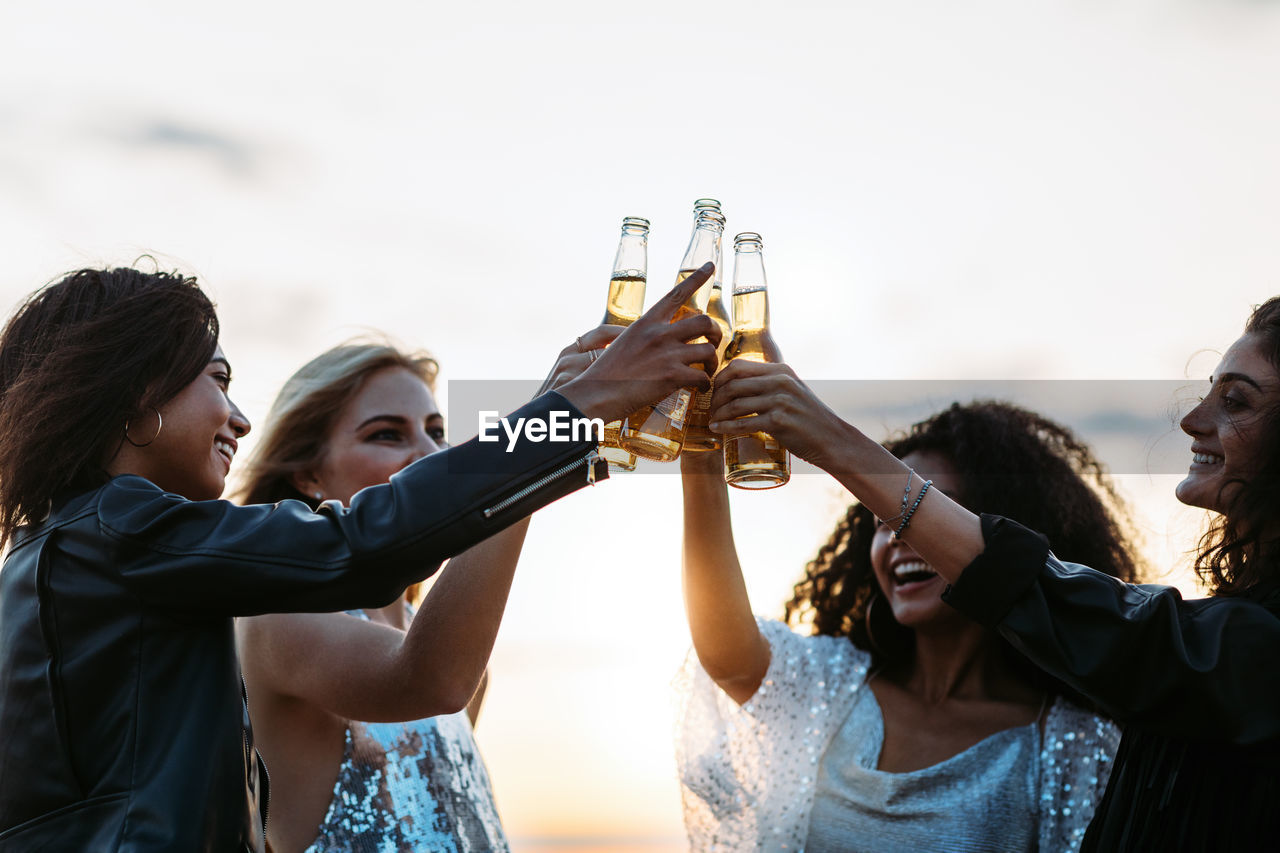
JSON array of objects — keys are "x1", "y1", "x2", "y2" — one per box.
[
  {"x1": 0, "y1": 267, "x2": 218, "y2": 545},
  {"x1": 783, "y1": 401, "x2": 1142, "y2": 681},
  {"x1": 1195, "y1": 296, "x2": 1280, "y2": 601}
]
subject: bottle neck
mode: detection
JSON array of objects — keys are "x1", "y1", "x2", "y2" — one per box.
[
  {"x1": 732, "y1": 246, "x2": 767, "y2": 293},
  {"x1": 613, "y1": 229, "x2": 648, "y2": 278},
  {"x1": 681, "y1": 224, "x2": 725, "y2": 271},
  {"x1": 731, "y1": 246, "x2": 768, "y2": 332}
]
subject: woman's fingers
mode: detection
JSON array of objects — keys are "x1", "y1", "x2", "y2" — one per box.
[
  {"x1": 715, "y1": 358, "x2": 796, "y2": 385},
  {"x1": 557, "y1": 351, "x2": 599, "y2": 385},
  {"x1": 708, "y1": 361, "x2": 850, "y2": 466},
  {"x1": 545, "y1": 325, "x2": 626, "y2": 393},
  {"x1": 674, "y1": 364, "x2": 714, "y2": 392},
  {"x1": 708, "y1": 395, "x2": 780, "y2": 431},
  {"x1": 556, "y1": 324, "x2": 625, "y2": 360},
  {"x1": 710, "y1": 365, "x2": 796, "y2": 412},
  {"x1": 708, "y1": 363, "x2": 813, "y2": 434},
  {"x1": 575, "y1": 324, "x2": 625, "y2": 352},
  {"x1": 642, "y1": 261, "x2": 713, "y2": 325},
  {"x1": 682, "y1": 342, "x2": 719, "y2": 372},
  {"x1": 555, "y1": 265, "x2": 721, "y2": 421},
  {"x1": 669, "y1": 313, "x2": 722, "y2": 349}
]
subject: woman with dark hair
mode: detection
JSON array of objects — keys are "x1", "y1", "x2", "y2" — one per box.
[
  {"x1": 235, "y1": 341, "x2": 517, "y2": 852},
  {"x1": 0, "y1": 263, "x2": 720, "y2": 852},
  {"x1": 677, "y1": 401, "x2": 1139, "y2": 851},
  {"x1": 707, "y1": 298, "x2": 1280, "y2": 850}
]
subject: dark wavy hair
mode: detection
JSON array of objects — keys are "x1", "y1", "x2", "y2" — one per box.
[
  {"x1": 783, "y1": 401, "x2": 1141, "y2": 684},
  {"x1": 0, "y1": 267, "x2": 218, "y2": 545},
  {"x1": 1195, "y1": 296, "x2": 1280, "y2": 600}
]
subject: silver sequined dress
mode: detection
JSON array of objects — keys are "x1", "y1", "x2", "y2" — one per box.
[
  {"x1": 302, "y1": 610, "x2": 509, "y2": 853},
  {"x1": 675, "y1": 618, "x2": 1119, "y2": 852}
]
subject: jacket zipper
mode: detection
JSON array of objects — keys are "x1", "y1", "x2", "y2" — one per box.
[
  {"x1": 242, "y1": 678, "x2": 270, "y2": 839},
  {"x1": 241, "y1": 728, "x2": 271, "y2": 839},
  {"x1": 482, "y1": 449, "x2": 600, "y2": 519},
  {"x1": 260, "y1": 754, "x2": 270, "y2": 834}
]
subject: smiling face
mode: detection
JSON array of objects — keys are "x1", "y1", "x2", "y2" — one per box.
[
  {"x1": 869, "y1": 450, "x2": 974, "y2": 632},
  {"x1": 1176, "y1": 332, "x2": 1280, "y2": 515},
  {"x1": 109, "y1": 345, "x2": 251, "y2": 501},
  {"x1": 297, "y1": 366, "x2": 446, "y2": 505}
]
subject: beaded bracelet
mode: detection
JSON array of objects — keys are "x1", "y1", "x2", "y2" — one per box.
[
  {"x1": 893, "y1": 479, "x2": 932, "y2": 539},
  {"x1": 877, "y1": 468, "x2": 916, "y2": 528}
]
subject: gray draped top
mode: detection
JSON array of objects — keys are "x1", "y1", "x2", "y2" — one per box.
[{"x1": 806, "y1": 685, "x2": 1039, "y2": 852}]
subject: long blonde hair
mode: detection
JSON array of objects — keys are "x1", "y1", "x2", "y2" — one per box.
[{"x1": 236, "y1": 341, "x2": 439, "y2": 603}]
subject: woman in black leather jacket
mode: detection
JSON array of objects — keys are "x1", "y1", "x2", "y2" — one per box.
[
  {"x1": 0, "y1": 264, "x2": 720, "y2": 852},
  {"x1": 705, "y1": 296, "x2": 1280, "y2": 851}
]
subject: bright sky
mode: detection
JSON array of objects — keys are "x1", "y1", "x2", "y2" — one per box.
[{"x1": 3, "y1": 1, "x2": 1280, "y2": 849}]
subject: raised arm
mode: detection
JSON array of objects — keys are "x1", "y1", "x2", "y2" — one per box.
[
  {"x1": 238, "y1": 518, "x2": 530, "y2": 722},
  {"x1": 708, "y1": 359, "x2": 985, "y2": 583},
  {"x1": 93, "y1": 390, "x2": 599, "y2": 617},
  {"x1": 944, "y1": 515, "x2": 1280, "y2": 744},
  {"x1": 680, "y1": 449, "x2": 769, "y2": 706},
  {"x1": 709, "y1": 361, "x2": 1280, "y2": 742},
  {"x1": 90, "y1": 267, "x2": 724, "y2": 618}
]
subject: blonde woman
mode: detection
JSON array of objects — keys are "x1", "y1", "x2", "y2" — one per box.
[{"x1": 236, "y1": 342, "x2": 555, "y2": 852}]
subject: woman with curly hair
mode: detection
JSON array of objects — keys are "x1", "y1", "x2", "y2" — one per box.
[
  {"x1": 705, "y1": 297, "x2": 1280, "y2": 850},
  {"x1": 676, "y1": 401, "x2": 1140, "y2": 852}
]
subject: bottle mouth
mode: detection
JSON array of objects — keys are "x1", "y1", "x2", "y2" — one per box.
[
  {"x1": 734, "y1": 231, "x2": 763, "y2": 249},
  {"x1": 622, "y1": 216, "x2": 651, "y2": 231},
  {"x1": 693, "y1": 198, "x2": 722, "y2": 211}
]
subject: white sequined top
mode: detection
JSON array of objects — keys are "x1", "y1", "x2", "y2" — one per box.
[{"x1": 675, "y1": 619, "x2": 1119, "y2": 852}]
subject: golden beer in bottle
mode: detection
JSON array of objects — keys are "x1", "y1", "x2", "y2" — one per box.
[
  {"x1": 723, "y1": 232, "x2": 790, "y2": 489},
  {"x1": 599, "y1": 217, "x2": 649, "y2": 471},
  {"x1": 619, "y1": 205, "x2": 724, "y2": 462},
  {"x1": 683, "y1": 201, "x2": 731, "y2": 452}
]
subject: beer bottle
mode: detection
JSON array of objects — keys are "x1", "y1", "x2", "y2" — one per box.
[
  {"x1": 723, "y1": 232, "x2": 790, "y2": 489},
  {"x1": 619, "y1": 205, "x2": 724, "y2": 462},
  {"x1": 683, "y1": 202, "x2": 732, "y2": 452},
  {"x1": 599, "y1": 216, "x2": 649, "y2": 471}
]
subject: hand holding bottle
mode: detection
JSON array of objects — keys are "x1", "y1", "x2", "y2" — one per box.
[
  {"x1": 537, "y1": 325, "x2": 624, "y2": 396},
  {"x1": 709, "y1": 358, "x2": 850, "y2": 473},
  {"x1": 718, "y1": 233, "x2": 789, "y2": 488},
  {"x1": 558, "y1": 262, "x2": 721, "y2": 424}
]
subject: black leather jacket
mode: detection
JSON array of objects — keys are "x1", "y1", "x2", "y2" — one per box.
[
  {"x1": 0, "y1": 391, "x2": 605, "y2": 852},
  {"x1": 943, "y1": 514, "x2": 1280, "y2": 744},
  {"x1": 942, "y1": 514, "x2": 1280, "y2": 849}
]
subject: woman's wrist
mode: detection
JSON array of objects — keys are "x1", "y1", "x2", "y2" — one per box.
[
  {"x1": 680, "y1": 448, "x2": 724, "y2": 477},
  {"x1": 820, "y1": 420, "x2": 914, "y2": 515}
]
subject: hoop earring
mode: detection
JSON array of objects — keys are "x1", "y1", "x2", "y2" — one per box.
[
  {"x1": 124, "y1": 407, "x2": 163, "y2": 448},
  {"x1": 865, "y1": 592, "x2": 887, "y2": 658}
]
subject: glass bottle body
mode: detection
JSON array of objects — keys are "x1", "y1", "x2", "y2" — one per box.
[
  {"x1": 723, "y1": 235, "x2": 789, "y2": 489},
  {"x1": 616, "y1": 269, "x2": 703, "y2": 462},
  {"x1": 683, "y1": 199, "x2": 729, "y2": 452},
  {"x1": 619, "y1": 206, "x2": 723, "y2": 462},
  {"x1": 599, "y1": 217, "x2": 648, "y2": 471}
]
